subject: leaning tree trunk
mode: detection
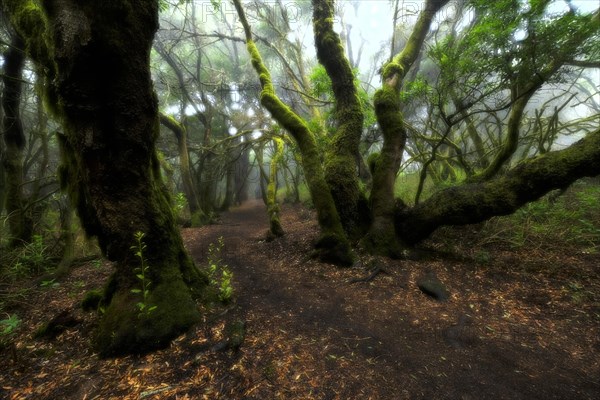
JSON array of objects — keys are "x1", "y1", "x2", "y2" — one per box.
[
  {"x1": 159, "y1": 113, "x2": 202, "y2": 222},
  {"x1": 267, "y1": 138, "x2": 285, "y2": 238},
  {"x1": 3, "y1": 0, "x2": 207, "y2": 356}
]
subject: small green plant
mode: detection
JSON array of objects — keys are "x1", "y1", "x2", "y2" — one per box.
[
  {"x1": 130, "y1": 232, "x2": 157, "y2": 317},
  {"x1": 8, "y1": 235, "x2": 51, "y2": 278},
  {"x1": 91, "y1": 258, "x2": 102, "y2": 269},
  {"x1": 173, "y1": 192, "x2": 188, "y2": 218},
  {"x1": 40, "y1": 278, "x2": 60, "y2": 289},
  {"x1": 1, "y1": 314, "x2": 21, "y2": 356},
  {"x1": 1, "y1": 314, "x2": 21, "y2": 337},
  {"x1": 207, "y1": 236, "x2": 234, "y2": 303}
]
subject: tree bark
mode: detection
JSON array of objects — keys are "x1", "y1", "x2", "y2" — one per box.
[
  {"x1": 267, "y1": 138, "x2": 285, "y2": 237},
  {"x1": 159, "y1": 113, "x2": 202, "y2": 221},
  {"x1": 3, "y1": 0, "x2": 207, "y2": 356}
]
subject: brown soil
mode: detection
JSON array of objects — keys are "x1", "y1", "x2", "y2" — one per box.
[{"x1": 1, "y1": 200, "x2": 599, "y2": 399}]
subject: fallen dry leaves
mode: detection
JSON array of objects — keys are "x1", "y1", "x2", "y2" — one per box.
[{"x1": 1, "y1": 200, "x2": 599, "y2": 399}]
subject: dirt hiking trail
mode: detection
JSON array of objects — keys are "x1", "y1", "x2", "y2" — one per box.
[{"x1": 1, "y1": 200, "x2": 598, "y2": 399}]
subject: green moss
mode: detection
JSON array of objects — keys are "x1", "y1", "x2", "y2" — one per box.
[
  {"x1": 360, "y1": 218, "x2": 405, "y2": 259},
  {"x1": 314, "y1": 233, "x2": 354, "y2": 266},
  {"x1": 94, "y1": 276, "x2": 200, "y2": 356},
  {"x1": 81, "y1": 289, "x2": 104, "y2": 311},
  {"x1": 367, "y1": 152, "x2": 381, "y2": 176},
  {"x1": 382, "y1": 62, "x2": 404, "y2": 81}
]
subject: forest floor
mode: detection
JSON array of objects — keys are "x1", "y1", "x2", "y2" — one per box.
[{"x1": 1, "y1": 199, "x2": 599, "y2": 399}]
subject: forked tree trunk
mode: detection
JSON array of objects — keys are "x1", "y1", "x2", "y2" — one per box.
[
  {"x1": 363, "y1": 0, "x2": 451, "y2": 257},
  {"x1": 4, "y1": 0, "x2": 207, "y2": 356}
]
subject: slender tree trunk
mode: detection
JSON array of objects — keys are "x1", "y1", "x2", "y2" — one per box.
[
  {"x1": 55, "y1": 196, "x2": 75, "y2": 277},
  {"x1": 0, "y1": 89, "x2": 5, "y2": 218},
  {"x1": 234, "y1": 145, "x2": 250, "y2": 205},
  {"x1": 159, "y1": 113, "x2": 202, "y2": 220},
  {"x1": 267, "y1": 138, "x2": 285, "y2": 237},
  {"x1": 4, "y1": 0, "x2": 207, "y2": 356},
  {"x1": 1, "y1": 33, "x2": 32, "y2": 246}
]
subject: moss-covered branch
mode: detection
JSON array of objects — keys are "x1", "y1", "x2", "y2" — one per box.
[
  {"x1": 397, "y1": 128, "x2": 600, "y2": 244},
  {"x1": 232, "y1": 0, "x2": 352, "y2": 265}
]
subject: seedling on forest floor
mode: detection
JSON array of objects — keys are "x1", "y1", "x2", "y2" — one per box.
[
  {"x1": 40, "y1": 279, "x2": 60, "y2": 288},
  {"x1": 0, "y1": 314, "x2": 20, "y2": 337},
  {"x1": 1, "y1": 314, "x2": 21, "y2": 359},
  {"x1": 206, "y1": 236, "x2": 234, "y2": 303},
  {"x1": 130, "y1": 232, "x2": 157, "y2": 317}
]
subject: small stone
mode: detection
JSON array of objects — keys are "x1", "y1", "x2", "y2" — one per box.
[{"x1": 417, "y1": 271, "x2": 450, "y2": 301}]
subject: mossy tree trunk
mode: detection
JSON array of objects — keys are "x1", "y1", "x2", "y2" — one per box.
[
  {"x1": 233, "y1": 0, "x2": 353, "y2": 265},
  {"x1": 3, "y1": 0, "x2": 207, "y2": 356},
  {"x1": 1, "y1": 32, "x2": 32, "y2": 247},
  {"x1": 267, "y1": 137, "x2": 285, "y2": 237},
  {"x1": 362, "y1": 0, "x2": 451, "y2": 257},
  {"x1": 312, "y1": 0, "x2": 365, "y2": 239},
  {"x1": 254, "y1": 141, "x2": 272, "y2": 207}
]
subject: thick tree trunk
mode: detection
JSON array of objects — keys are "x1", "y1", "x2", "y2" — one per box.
[
  {"x1": 396, "y1": 128, "x2": 600, "y2": 243},
  {"x1": 4, "y1": 0, "x2": 207, "y2": 356},
  {"x1": 1, "y1": 33, "x2": 32, "y2": 246},
  {"x1": 312, "y1": 0, "x2": 365, "y2": 239}
]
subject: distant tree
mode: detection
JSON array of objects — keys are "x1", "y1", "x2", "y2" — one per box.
[{"x1": 1, "y1": 31, "x2": 32, "y2": 246}]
